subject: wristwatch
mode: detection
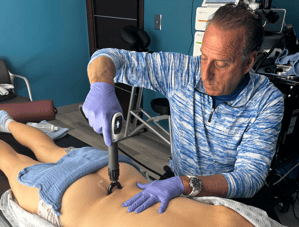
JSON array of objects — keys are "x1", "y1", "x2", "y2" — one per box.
[{"x1": 186, "y1": 176, "x2": 202, "y2": 197}]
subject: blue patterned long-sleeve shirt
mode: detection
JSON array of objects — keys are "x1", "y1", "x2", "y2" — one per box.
[{"x1": 88, "y1": 49, "x2": 284, "y2": 198}]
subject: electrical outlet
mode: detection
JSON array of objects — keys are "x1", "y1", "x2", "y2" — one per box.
[{"x1": 155, "y1": 14, "x2": 162, "y2": 30}]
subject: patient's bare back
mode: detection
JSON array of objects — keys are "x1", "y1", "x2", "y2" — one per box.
[{"x1": 59, "y1": 163, "x2": 253, "y2": 227}]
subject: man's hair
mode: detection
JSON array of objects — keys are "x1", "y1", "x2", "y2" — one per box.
[{"x1": 206, "y1": 0, "x2": 264, "y2": 62}]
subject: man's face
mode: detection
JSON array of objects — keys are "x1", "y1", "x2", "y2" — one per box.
[{"x1": 200, "y1": 24, "x2": 249, "y2": 96}]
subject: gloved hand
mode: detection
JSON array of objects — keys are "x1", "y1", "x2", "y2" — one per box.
[
  {"x1": 122, "y1": 176, "x2": 184, "y2": 214},
  {"x1": 82, "y1": 82, "x2": 123, "y2": 146}
]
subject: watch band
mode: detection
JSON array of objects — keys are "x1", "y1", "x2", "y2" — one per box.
[{"x1": 187, "y1": 175, "x2": 202, "y2": 197}]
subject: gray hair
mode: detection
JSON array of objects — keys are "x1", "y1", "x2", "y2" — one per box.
[{"x1": 206, "y1": 0, "x2": 264, "y2": 62}]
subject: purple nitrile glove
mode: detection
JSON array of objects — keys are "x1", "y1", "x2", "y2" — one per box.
[
  {"x1": 122, "y1": 176, "x2": 184, "y2": 214},
  {"x1": 82, "y1": 82, "x2": 123, "y2": 146}
]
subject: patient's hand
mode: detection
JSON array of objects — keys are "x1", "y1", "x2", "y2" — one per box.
[{"x1": 122, "y1": 176, "x2": 184, "y2": 214}]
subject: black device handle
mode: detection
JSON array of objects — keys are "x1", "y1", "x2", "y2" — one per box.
[
  {"x1": 108, "y1": 143, "x2": 120, "y2": 181},
  {"x1": 108, "y1": 112, "x2": 123, "y2": 182}
]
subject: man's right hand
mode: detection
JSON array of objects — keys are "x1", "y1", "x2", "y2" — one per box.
[{"x1": 82, "y1": 82, "x2": 123, "y2": 147}]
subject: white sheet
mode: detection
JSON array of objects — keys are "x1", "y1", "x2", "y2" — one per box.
[
  {"x1": 187, "y1": 196, "x2": 287, "y2": 227},
  {"x1": 0, "y1": 190, "x2": 55, "y2": 227},
  {"x1": 0, "y1": 212, "x2": 12, "y2": 227}
]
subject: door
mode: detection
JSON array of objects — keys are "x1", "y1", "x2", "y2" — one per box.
[{"x1": 86, "y1": 0, "x2": 144, "y2": 119}]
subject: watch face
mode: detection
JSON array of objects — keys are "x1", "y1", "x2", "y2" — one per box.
[{"x1": 191, "y1": 177, "x2": 202, "y2": 189}]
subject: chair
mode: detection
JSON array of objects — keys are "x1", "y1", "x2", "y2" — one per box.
[
  {"x1": 119, "y1": 25, "x2": 172, "y2": 146},
  {"x1": 0, "y1": 59, "x2": 33, "y2": 104}
]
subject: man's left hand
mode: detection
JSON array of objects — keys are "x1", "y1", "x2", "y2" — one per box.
[{"x1": 122, "y1": 176, "x2": 184, "y2": 214}]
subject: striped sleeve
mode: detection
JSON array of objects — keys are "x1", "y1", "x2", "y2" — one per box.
[
  {"x1": 88, "y1": 48, "x2": 201, "y2": 98},
  {"x1": 222, "y1": 88, "x2": 284, "y2": 198}
]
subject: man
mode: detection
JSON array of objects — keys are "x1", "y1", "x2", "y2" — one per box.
[{"x1": 83, "y1": 1, "x2": 284, "y2": 222}]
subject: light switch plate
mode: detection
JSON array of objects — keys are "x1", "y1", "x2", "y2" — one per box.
[{"x1": 155, "y1": 14, "x2": 162, "y2": 30}]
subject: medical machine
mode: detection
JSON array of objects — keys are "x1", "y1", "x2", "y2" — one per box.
[
  {"x1": 253, "y1": 12, "x2": 299, "y2": 211},
  {"x1": 252, "y1": 2, "x2": 299, "y2": 213},
  {"x1": 257, "y1": 64, "x2": 299, "y2": 212}
]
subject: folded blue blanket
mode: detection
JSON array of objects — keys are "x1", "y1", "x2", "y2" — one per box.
[
  {"x1": 17, "y1": 147, "x2": 140, "y2": 216},
  {"x1": 275, "y1": 48, "x2": 299, "y2": 76}
]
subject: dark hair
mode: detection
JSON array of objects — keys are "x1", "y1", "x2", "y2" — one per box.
[{"x1": 206, "y1": 0, "x2": 264, "y2": 61}]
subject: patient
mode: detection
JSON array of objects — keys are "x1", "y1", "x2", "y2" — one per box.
[{"x1": 0, "y1": 110, "x2": 254, "y2": 227}]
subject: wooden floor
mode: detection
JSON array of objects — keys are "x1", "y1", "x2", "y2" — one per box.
[{"x1": 1, "y1": 101, "x2": 299, "y2": 226}]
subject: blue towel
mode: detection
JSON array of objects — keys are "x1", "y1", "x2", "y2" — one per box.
[
  {"x1": 275, "y1": 48, "x2": 299, "y2": 76},
  {"x1": 38, "y1": 120, "x2": 69, "y2": 140},
  {"x1": 17, "y1": 147, "x2": 140, "y2": 216}
]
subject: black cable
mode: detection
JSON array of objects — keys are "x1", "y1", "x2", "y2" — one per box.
[
  {"x1": 117, "y1": 146, "x2": 163, "y2": 178},
  {"x1": 293, "y1": 189, "x2": 299, "y2": 221},
  {"x1": 188, "y1": 0, "x2": 196, "y2": 56}
]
